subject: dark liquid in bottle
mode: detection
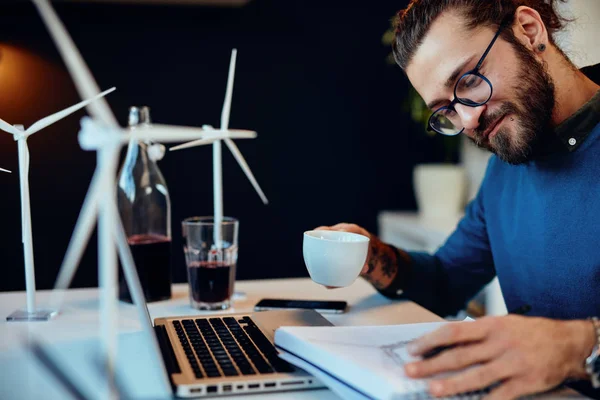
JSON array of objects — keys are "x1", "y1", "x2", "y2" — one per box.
[
  {"x1": 119, "y1": 234, "x2": 172, "y2": 303},
  {"x1": 187, "y1": 261, "x2": 232, "y2": 303}
]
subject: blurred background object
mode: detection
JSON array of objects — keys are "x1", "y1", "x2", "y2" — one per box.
[{"x1": 556, "y1": 0, "x2": 600, "y2": 68}]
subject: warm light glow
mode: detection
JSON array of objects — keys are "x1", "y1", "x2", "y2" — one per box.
[
  {"x1": 0, "y1": 44, "x2": 80, "y2": 162},
  {"x1": 0, "y1": 44, "x2": 74, "y2": 127}
]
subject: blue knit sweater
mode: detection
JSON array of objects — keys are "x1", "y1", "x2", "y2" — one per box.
[{"x1": 397, "y1": 92, "x2": 600, "y2": 320}]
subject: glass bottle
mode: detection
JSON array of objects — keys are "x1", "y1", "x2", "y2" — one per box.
[{"x1": 117, "y1": 106, "x2": 172, "y2": 303}]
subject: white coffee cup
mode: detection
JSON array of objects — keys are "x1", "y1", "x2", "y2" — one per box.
[{"x1": 303, "y1": 230, "x2": 370, "y2": 287}]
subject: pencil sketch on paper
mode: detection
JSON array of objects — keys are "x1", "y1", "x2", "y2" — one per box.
[{"x1": 379, "y1": 340, "x2": 416, "y2": 367}]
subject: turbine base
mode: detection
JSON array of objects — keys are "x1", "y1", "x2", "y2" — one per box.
[{"x1": 6, "y1": 309, "x2": 58, "y2": 322}]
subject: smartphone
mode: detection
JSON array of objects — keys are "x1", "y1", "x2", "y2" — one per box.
[{"x1": 254, "y1": 298, "x2": 348, "y2": 314}]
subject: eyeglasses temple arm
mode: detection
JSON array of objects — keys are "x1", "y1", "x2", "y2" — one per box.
[{"x1": 475, "y1": 16, "x2": 512, "y2": 71}]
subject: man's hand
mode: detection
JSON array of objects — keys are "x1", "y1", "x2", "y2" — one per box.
[
  {"x1": 404, "y1": 315, "x2": 596, "y2": 399},
  {"x1": 313, "y1": 223, "x2": 406, "y2": 291},
  {"x1": 314, "y1": 223, "x2": 372, "y2": 275}
]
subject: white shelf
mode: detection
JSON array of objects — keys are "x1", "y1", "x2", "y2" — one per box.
[
  {"x1": 377, "y1": 211, "x2": 507, "y2": 316},
  {"x1": 377, "y1": 211, "x2": 460, "y2": 253}
]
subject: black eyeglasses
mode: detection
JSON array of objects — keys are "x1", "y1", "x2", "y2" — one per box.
[{"x1": 427, "y1": 18, "x2": 510, "y2": 136}]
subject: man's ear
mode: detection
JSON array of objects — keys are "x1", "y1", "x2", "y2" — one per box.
[{"x1": 512, "y1": 6, "x2": 549, "y2": 53}]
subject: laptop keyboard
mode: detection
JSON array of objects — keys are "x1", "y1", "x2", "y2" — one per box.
[{"x1": 172, "y1": 316, "x2": 295, "y2": 379}]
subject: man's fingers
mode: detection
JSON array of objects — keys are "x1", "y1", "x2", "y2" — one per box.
[
  {"x1": 405, "y1": 342, "x2": 500, "y2": 378},
  {"x1": 408, "y1": 318, "x2": 494, "y2": 356},
  {"x1": 313, "y1": 224, "x2": 354, "y2": 232},
  {"x1": 331, "y1": 223, "x2": 353, "y2": 231},
  {"x1": 428, "y1": 359, "x2": 512, "y2": 397},
  {"x1": 312, "y1": 223, "x2": 369, "y2": 237}
]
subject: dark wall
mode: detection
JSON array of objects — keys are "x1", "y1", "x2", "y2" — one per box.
[{"x1": 0, "y1": 0, "x2": 447, "y2": 291}]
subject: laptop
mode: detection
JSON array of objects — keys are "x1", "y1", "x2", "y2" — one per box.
[
  {"x1": 29, "y1": 308, "x2": 331, "y2": 399},
  {"x1": 30, "y1": 245, "x2": 331, "y2": 399},
  {"x1": 153, "y1": 308, "x2": 332, "y2": 397}
]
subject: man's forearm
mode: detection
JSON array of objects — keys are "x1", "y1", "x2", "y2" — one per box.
[{"x1": 361, "y1": 236, "x2": 411, "y2": 291}]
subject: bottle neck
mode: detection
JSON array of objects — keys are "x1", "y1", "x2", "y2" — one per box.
[
  {"x1": 125, "y1": 135, "x2": 160, "y2": 166},
  {"x1": 123, "y1": 139, "x2": 147, "y2": 172}
]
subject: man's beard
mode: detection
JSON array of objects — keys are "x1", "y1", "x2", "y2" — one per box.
[{"x1": 468, "y1": 38, "x2": 556, "y2": 165}]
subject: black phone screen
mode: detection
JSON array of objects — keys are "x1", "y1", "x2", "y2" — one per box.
[{"x1": 254, "y1": 299, "x2": 347, "y2": 313}]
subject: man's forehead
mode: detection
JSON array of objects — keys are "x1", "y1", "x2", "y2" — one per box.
[{"x1": 406, "y1": 12, "x2": 494, "y2": 102}]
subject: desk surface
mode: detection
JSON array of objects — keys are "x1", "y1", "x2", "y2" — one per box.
[{"x1": 0, "y1": 278, "x2": 442, "y2": 400}]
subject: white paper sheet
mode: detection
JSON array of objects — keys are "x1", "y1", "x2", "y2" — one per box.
[
  {"x1": 275, "y1": 321, "x2": 489, "y2": 399},
  {"x1": 278, "y1": 350, "x2": 370, "y2": 400}
]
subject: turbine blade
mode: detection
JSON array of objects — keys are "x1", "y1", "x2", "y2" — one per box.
[
  {"x1": 169, "y1": 137, "x2": 220, "y2": 151},
  {"x1": 167, "y1": 129, "x2": 257, "y2": 151},
  {"x1": 220, "y1": 49, "x2": 237, "y2": 130},
  {"x1": 32, "y1": 0, "x2": 119, "y2": 128},
  {"x1": 0, "y1": 118, "x2": 20, "y2": 135},
  {"x1": 27, "y1": 88, "x2": 116, "y2": 135},
  {"x1": 223, "y1": 138, "x2": 268, "y2": 204},
  {"x1": 130, "y1": 124, "x2": 256, "y2": 143},
  {"x1": 50, "y1": 169, "x2": 102, "y2": 309}
]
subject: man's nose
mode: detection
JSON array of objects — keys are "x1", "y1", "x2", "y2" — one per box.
[{"x1": 454, "y1": 103, "x2": 486, "y2": 132}]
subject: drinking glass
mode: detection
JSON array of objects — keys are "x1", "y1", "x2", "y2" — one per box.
[{"x1": 182, "y1": 217, "x2": 238, "y2": 310}]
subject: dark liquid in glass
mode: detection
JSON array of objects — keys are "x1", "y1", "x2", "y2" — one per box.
[
  {"x1": 119, "y1": 234, "x2": 172, "y2": 303},
  {"x1": 188, "y1": 261, "x2": 232, "y2": 303}
]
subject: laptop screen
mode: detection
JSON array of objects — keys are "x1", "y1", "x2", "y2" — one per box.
[{"x1": 120, "y1": 250, "x2": 173, "y2": 397}]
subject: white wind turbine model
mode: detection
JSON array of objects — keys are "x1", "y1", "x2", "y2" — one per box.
[
  {"x1": 2, "y1": 88, "x2": 115, "y2": 322},
  {"x1": 32, "y1": 0, "x2": 266, "y2": 397},
  {"x1": 171, "y1": 49, "x2": 269, "y2": 247},
  {"x1": 0, "y1": 168, "x2": 11, "y2": 173}
]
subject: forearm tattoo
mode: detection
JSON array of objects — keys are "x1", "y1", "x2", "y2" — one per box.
[{"x1": 364, "y1": 236, "x2": 410, "y2": 290}]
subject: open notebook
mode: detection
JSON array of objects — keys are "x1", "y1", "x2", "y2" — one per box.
[{"x1": 274, "y1": 321, "x2": 485, "y2": 400}]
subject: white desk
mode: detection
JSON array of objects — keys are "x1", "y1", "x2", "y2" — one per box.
[{"x1": 0, "y1": 278, "x2": 442, "y2": 400}]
